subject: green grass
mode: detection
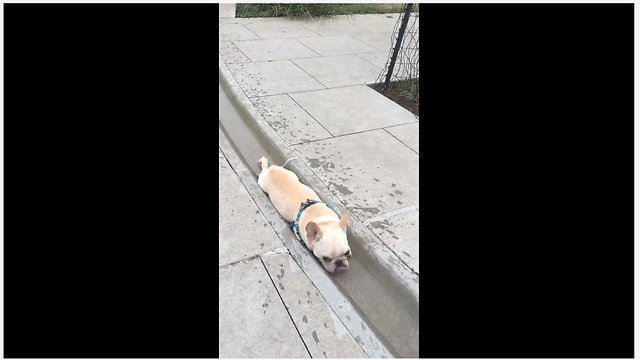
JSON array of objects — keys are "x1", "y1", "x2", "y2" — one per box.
[{"x1": 236, "y1": 3, "x2": 405, "y2": 19}]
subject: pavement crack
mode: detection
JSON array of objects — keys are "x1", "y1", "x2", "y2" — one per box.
[
  {"x1": 219, "y1": 247, "x2": 289, "y2": 269},
  {"x1": 288, "y1": 94, "x2": 334, "y2": 137},
  {"x1": 382, "y1": 126, "x2": 419, "y2": 155},
  {"x1": 219, "y1": 254, "x2": 262, "y2": 268},
  {"x1": 289, "y1": 58, "x2": 329, "y2": 90},
  {"x1": 261, "y1": 258, "x2": 313, "y2": 358}
]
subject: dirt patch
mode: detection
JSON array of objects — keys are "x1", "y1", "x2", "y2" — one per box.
[{"x1": 370, "y1": 79, "x2": 419, "y2": 117}]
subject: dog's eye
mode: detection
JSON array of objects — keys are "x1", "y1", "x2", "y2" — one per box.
[
  {"x1": 344, "y1": 250, "x2": 351, "y2": 257},
  {"x1": 322, "y1": 256, "x2": 331, "y2": 261}
]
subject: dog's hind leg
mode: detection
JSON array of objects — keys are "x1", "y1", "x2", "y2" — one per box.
[
  {"x1": 258, "y1": 157, "x2": 269, "y2": 171},
  {"x1": 257, "y1": 157, "x2": 270, "y2": 192}
]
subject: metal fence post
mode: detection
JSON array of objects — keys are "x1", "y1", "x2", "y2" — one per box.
[{"x1": 384, "y1": 3, "x2": 413, "y2": 90}]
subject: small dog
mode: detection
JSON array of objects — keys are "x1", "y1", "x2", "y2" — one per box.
[{"x1": 258, "y1": 157, "x2": 351, "y2": 273}]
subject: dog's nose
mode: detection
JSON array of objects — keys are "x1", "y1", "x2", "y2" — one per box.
[{"x1": 335, "y1": 259, "x2": 344, "y2": 268}]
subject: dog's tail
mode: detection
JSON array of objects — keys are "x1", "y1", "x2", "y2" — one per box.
[{"x1": 281, "y1": 157, "x2": 299, "y2": 168}]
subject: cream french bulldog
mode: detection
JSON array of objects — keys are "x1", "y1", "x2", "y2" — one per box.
[{"x1": 257, "y1": 156, "x2": 351, "y2": 273}]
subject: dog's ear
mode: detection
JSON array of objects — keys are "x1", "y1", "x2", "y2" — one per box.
[
  {"x1": 305, "y1": 221, "x2": 322, "y2": 244},
  {"x1": 339, "y1": 211, "x2": 350, "y2": 231}
]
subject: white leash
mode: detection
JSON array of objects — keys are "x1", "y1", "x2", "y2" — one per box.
[{"x1": 281, "y1": 157, "x2": 299, "y2": 168}]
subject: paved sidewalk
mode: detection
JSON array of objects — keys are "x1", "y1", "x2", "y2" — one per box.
[
  {"x1": 219, "y1": 3, "x2": 236, "y2": 18},
  {"x1": 219, "y1": 13, "x2": 419, "y2": 275},
  {"x1": 218, "y1": 145, "x2": 368, "y2": 358}
]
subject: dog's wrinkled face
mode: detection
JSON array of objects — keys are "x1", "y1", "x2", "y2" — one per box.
[
  {"x1": 305, "y1": 212, "x2": 352, "y2": 273},
  {"x1": 313, "y1": 225, "x2": 351, "y2": 273}
]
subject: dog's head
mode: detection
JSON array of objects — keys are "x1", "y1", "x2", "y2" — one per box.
[{"x1": 305, "y1": 211, "x2": 352, "y2": 273}]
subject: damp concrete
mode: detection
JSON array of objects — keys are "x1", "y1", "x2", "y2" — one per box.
[{"x1": 220, "y1": 75, "x2": 418, "y2": 357}]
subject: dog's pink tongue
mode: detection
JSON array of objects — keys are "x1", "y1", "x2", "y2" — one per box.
[{"x1": 336, "y1": 266, "x2": 347, "y2": 272}]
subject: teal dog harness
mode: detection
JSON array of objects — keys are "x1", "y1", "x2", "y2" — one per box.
[{"x1": 290, "y1": 199, "x2": 339, "y2": 243}]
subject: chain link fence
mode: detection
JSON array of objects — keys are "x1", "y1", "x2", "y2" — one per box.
[{"x1": 373, "y1": 4, "x2": 419, "y2": 116}]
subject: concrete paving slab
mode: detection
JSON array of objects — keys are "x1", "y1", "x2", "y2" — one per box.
[
  {"x1": 218, "y1": 18, "x2": 254, "y2": 25},
  {"x1": 219, "y1": 23, "x2": 260, "y2": 42},
  {"x1": 356, "y1": 51, "x2": 390, "y2": 70},
  {"x1": 351, "y1": 32, "x2": 395, "y2": 52},
  {"x1": 365, "y1": 207, "x2": 419, "y2": 273},
  {"x1": 262, "y1": 253, "x2": 368, "y2": 358},
  {"x1": 292, "y1": 55, "x2": 381, "y2": 88},
  {"x1": 296, "y1": 35, "x2": 378, "y2": 56},
  {"x1": 227, "y1": 60, "x2": 325, "y2": 97},
  {"x1": 289, "y1": 85, "x2": 416, "y2": 136},
  {"x1": 221, "y1": 17, "x2": 288, "y2": 25},
  {"x1": 385, "y1": 122, "x2": 419, "y2": 153},
  {"x1": 219, "y1": 156, "x2": 282, "y2": 266},
  {"x1": 347, "y1": 14, "x2": 399, "y2": 33},
  {"x1": 245, "y1": 21, "x2": 320, "y2": 39},
  {"x1": 251, "y1": 94, "x2": 333, "y2": 145},
  {"x1": 219, "y1": 258, "x2": 310, "y2": 358},
  {"x1": 233, "y1": 38, "x2": 320, "y2": 62},
  {"x1": 219, "y1": 3, "x2": 236, "y2": 18},
  {"x1": 291, "y1": 129, "x2": 419, "y2": 221},
  {"x1": 298, "y1": 19, "x2": 371, "y2": 36},
  {"x1": 219, "y1": 41, "x2": 251, "y2": 63}
]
